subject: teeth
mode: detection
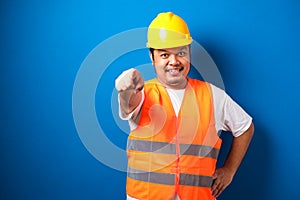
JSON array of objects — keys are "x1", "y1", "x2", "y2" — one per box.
[{"x1": 169, "y1": 69, "x2": 178, "y2": 72}]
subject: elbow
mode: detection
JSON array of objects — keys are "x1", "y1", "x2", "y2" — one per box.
[
  {"x1": 250, "y1": 122, "x2": 255, "y2": 134},
  {"x1": 247, "y1": 122, "x2": 255, "y2": 139}
]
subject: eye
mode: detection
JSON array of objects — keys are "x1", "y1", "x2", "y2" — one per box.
[
  {"x1": 177, "y1": 51, "x2": 186, "y2": 57},
  {"x1": 160, "y1": 53, "x2": 169, "y2": 59}
]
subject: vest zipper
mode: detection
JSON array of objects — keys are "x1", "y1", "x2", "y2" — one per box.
[{"x1": 175, "y1": 116, "x2": 180, "y2": 196}]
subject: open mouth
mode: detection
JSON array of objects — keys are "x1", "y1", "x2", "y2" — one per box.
[
  {"x1": 165, "y1": 67, "x2": 184, "y2": 76},
  {"x1": 165, "y1": 66, "x2": 184, "y2": 73}
]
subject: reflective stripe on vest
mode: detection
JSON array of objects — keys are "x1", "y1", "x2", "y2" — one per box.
[
  {"x1": 127, "y1": 139, "x2": 219, "y2": 159},
  {"x1": 128, "y1": 167, "x2": 213, "y2": 188},
  {"x1": 126, "y1": 78, "x2": 221, "y2": 200}
]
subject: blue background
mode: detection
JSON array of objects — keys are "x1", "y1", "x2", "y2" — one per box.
[{"x1": 1, "y1": 0, "x2": 300, "y2": 199}]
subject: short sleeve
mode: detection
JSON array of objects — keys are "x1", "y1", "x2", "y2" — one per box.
[{"x1": 211, "y1": 84, "x2": 252, "y2": 137}]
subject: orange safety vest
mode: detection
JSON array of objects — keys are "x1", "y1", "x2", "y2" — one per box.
[{"x1": 126, "y1": 78, "x2": 222, "y2": 200}]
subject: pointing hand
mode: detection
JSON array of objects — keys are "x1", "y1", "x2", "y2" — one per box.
[{"x1": 115, "y1": 68, "x2": 144, "y2": 93}]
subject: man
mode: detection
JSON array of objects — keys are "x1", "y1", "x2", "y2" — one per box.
[{"x1": 115, "y1": 12, "x2": 254, "y2": 200}]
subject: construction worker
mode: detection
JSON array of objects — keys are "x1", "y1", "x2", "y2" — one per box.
[{"x1": 115, "y1": 12, "x2": 254, "y2": 200}]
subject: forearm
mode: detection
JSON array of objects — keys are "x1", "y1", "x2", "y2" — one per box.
[
  {"x1": 223, "y1": 122, "x2": 255, "y2": 175},
  {"x1": 224, "y1": 122, "x2": 254, "y2": 174},
  {"x1": 119, "y1": 90, "x2": 143, "y2": 115},
  {"x1": 211, "y1": 123, "x2": 254, "y2": 197}
]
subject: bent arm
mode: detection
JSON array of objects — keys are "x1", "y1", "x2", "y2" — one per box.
[
  {"x1": 119, "y1": 89, "x2": 143, "y2": 115},
  {"x1": 212, "y1": 122, "x2": 254, "y2": 197},
  {"x1": 223, "y1": 122, "x2": 254, "y2": 175}
]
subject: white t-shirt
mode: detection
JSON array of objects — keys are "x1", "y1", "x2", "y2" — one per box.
[{"x1": 119, "y1": 83, "x2": 252, "y2": 200}]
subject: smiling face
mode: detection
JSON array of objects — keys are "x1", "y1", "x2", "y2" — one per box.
[{"x1": 150, "y1": 45, "x2": 191, "y2": 89}]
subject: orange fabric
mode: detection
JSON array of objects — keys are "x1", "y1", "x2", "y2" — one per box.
[
  {"x1": 127, "y1": 78, "x2": 221, "y2": 200},
  {"x1": 127, "y1": 178, "x2": 176, "y2": 200}
]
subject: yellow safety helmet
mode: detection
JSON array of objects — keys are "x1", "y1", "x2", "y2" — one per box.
[{"x1": 146, "y1": 12, "x2": 192, "y2": 49}]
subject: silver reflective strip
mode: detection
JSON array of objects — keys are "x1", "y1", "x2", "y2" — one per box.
[
  {"x1": 127, "y1": 167, "x2": 175, "y2": 185},
  {"x1": 127, "y1": 139, "x2": 219, "y2": 159},
  {"x1": 180, "y1": 144, "x2": 219, "y2": 159},
  {"x1": 128, "y1": 168, "x2": 213, "y2": 187},
  {"x1": 127, "y1": 139, "x2": 176, "y2": 154},
  {"x1": 180, "y1": 173, "x2": 213, "y2": 188}
]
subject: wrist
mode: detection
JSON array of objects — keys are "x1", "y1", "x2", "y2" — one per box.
[{"x1": 221, "y1": 165, "x2": 237, "y2": 178}]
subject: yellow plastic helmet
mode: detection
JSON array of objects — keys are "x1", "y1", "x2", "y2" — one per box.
[{"x1": 146, "y1": 12, "x2": 192, "y2": 49}]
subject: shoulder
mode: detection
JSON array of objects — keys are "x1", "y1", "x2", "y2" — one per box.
[
  {"x1": 187, "y1": 78, "x2": 228, "y2": 99},
  {"x1": 187, "y1": 78, "x2": 214, "y2": 92},
  {"x1": 187, "y1": 78, "x2": 219, "y2": 89},
  {"x1": 143, "y1": 78, "x2": 165, "y2": 99},
  {"x1": 187, "y1": 78, "x2": 206, "y2": 86},
  {"x1": 145, "y1": 78, "x2": 159, "y2": 85},
  {"x1": 144, "y1": 78, "x2": 160, "y2": 92}
]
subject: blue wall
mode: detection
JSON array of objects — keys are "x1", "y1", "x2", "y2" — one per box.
[{"x1": 1, "y1": 0, "x2": 300, "y2": 199}]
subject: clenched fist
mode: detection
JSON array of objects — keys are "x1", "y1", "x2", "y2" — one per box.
[
  {"x1": 115, "y1": 68, "x2": 144, "y2": 92},
  {"x1": 115, "y1": 68, "x2": 144, "y2": 115}
]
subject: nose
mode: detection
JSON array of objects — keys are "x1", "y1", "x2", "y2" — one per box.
[{"x1": 168, "y1": 54, "x2": 179, "y2": 66}]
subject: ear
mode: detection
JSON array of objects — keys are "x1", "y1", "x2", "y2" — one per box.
[{"x1": 149, "y1": 51, "x2": 154, "y2": 65}]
